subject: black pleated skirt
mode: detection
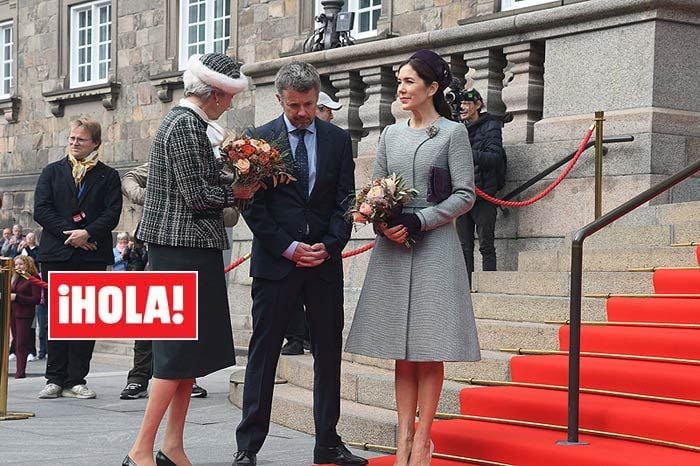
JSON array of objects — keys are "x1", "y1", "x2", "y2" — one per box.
[{"x1": 149, "y1": 244, "x2": 235, "y2": 379}]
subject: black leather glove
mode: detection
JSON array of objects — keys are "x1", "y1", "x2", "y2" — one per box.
[
  {"x1": 219, "y1": 170, "x2": 236, "y2": 185},
  {"x1": 388, "y1": 213, "x2": 422, "y2": 235}
]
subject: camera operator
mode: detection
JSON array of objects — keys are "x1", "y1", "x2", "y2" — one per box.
[{"x1": 454, "y1": 88, "x2": 506, "y2": 285}]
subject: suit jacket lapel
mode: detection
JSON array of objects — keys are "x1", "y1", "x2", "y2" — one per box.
[
  {"x1": 273, "y1": 115, "x2": 309, "y2": 201},
  {"x1": 60, "y1": 157, "x2": 79, "y2": 201}
]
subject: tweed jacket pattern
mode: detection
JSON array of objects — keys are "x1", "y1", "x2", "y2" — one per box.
[
  {"x1": 345, "y1": 118, "x2": 481, "y2": 361},
  {"x1": 137, "y1": 106, "x2": 235, "y2": 249},
  {"x1": 34, "y1": 157, "x2": 122, "y2": 264}
]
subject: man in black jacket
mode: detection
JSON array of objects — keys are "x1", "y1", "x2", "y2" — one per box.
[
  {"x1": 34, "y1": 118, "x2": 122, "y2": 400},
  {"x1": 455, "y1": 88, "x2": 506, "y2": 285},
  {"x1": 234, "y1": 62, "x2": 365, "y2": 466}
]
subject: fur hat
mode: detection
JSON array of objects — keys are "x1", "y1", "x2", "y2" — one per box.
[{"x1": 186, "y1": 53, "x2": 248, "y2": 95}]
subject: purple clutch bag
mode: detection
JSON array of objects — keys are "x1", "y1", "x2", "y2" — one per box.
[{"x1": 426, "y1": 166, "x2": 452, "y2": 203}]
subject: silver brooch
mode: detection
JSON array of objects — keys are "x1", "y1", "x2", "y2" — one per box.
[{"x1": 426, "y1": 125, "x2": 439, "y2": 138}]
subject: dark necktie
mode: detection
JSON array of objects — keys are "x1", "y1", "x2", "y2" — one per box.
[{"x1": 293, "y1": 128, "x2": 309, "y2": 197}]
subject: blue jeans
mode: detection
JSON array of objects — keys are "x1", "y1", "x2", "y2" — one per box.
[{"x1": 36, "y1": 303, "x2": 48, "y2": 358}]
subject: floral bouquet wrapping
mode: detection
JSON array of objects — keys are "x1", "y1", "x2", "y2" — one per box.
[
  {"x1": 349, "y1": 173, "x2": 419, "y2": 248},
  {"x1": 220, "y1": 135, "x2": 296, "y2": 209}
]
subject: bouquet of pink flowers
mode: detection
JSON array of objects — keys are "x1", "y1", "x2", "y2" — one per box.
[
  {"x1": 220, "y1": 135, "x2": 296, "y2": 208},
  {"x1": 349, "y1": 173, "x2": 419, "y2": 247}
]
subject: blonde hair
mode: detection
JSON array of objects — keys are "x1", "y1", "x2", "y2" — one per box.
[
  {"x1": 69, "y1": 118, "x2": 102, "y2": 148},
  {"x1": 13, "y1": 255, "x2": 39, "y2": 281}
]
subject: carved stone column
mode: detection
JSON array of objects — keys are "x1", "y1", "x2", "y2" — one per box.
[
  {"x1": 463, "y1": 48, "x2": 507, "y2": 118},
  {"x1": 329, "y1": 70, "x2": 366, "y2": 157},
  {"x1": 501, "y1": 42, "x2": 545, "y2": 144},
  {"x1": 357, "y1": 66, "x2": 395, "y2": 157}
]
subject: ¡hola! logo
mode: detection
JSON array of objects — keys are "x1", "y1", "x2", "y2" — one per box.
[{"x1": 48, "y1": 272, "x2": 198, "y2": 340}]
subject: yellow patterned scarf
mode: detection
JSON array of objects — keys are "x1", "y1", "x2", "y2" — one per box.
[{"x1": 67, "y1": 151, "x2": 99, "y2": 186}]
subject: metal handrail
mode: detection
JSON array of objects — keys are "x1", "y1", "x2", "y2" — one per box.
[
  {"x1": 565, "y1": 159, "x2": 700, "y2": 444},
  {"x1": 502, "y1": 136, "x2": 635, "y2": 202}
]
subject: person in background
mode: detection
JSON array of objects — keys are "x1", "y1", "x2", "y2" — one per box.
[
  {"x1": 345, "y1": 50, "x2": 480, "y2": 466},
  {"x1": 113, "y1": 232, "x2": 130, "y2": 271},
  {"x1": 316, "y1": 91, "x2": 342, "y2": 123},
  {"x1": 1, "y1": 225, "x2": 21, "y2": 258},
  {"x1": 455, "y1": 88, "x2": 505, "y2": 285},
  {"x1": 19, "y1": 231, "x2": 40, "y2": 262},
  {"x1": 34, "y1": 118, "x2": 123, "y2": 400},
  {"x1": 10, "y1": 255, "x2": 42, "y2": 379}
]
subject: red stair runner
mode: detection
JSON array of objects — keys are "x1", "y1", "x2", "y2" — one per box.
[{"x1": 606, "y1": 296, "x2": 700, "y2": 324}]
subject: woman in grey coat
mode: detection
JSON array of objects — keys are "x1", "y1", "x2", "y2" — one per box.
[{"x1": 345, "y1": 50, "x2": 480, "y2": 466}]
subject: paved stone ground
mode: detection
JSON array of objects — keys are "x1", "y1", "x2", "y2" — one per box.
[{"x1": 1, "y1": 356, "x2": 381, "y2": 466}]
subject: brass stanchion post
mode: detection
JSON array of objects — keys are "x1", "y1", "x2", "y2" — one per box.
[
  {"x1": 0, "y1": 256, "x2": 34, "y2": 421},
  {"x1": 594, "y1": 111, "x2": 605, "y2": 219}
]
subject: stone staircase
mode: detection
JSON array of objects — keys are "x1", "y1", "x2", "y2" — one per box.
[{"x1": 226, "y1": 200, "x2": 700, "y2": 446}]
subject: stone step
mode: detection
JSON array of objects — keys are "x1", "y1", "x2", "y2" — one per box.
[
  {"x1": 92, "y1": 340, "x2": 134, "y2": 367},
  {"x1": 563, "y1": 224, "x2": 675, "y2": 249},
  {"x1": 472, "y1": 271, "x2": 654, "y2": 296},
  {"x1": 229, "y1": 375, "x2": 399, "y2": 446},
  {"x1": 614, "y1": 200, "x2": 700, "y2": 227},
  {"x1": 518, "y1": 246, "x2": 698, "y2": 272},
  {"x1": 471, "y1": 293, "x2": 607, "y2": 322},
  {"x1": 477, "y1": 319, "x2": 560, "y2": 351},
  {"x1": 276, "y1": 354, "x2": 468, "y2": 414}
]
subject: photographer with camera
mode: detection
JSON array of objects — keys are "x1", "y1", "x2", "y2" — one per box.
[{"x1": 451, "y1": 87, "x2": 507, "y2": 285}]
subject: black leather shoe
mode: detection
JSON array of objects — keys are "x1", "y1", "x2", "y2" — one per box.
[
  {"x1": 122, "y1": 455, "x2": 137, "y2": 466},
  {"x1": 155, "y1": 450, "x2": 177, "y2": 466},
  {"x1": 281, "y1": 340, "x2": 304, "y2": 355},
  {"x1": 313, "y1": 443, "x2": 368, "y2": 465},
  {"x1": 233, "y1": 450, "x2": 257, "y2": 466}
]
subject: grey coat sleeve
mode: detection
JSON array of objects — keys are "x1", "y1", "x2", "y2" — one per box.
[{"x1": 416, "y1": 124, "x2": 475, "y2": 230}]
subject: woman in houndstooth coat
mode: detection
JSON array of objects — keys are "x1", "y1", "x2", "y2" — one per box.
[{"x1": 345, "y1": 50, "x2": 480, "y2": 466}]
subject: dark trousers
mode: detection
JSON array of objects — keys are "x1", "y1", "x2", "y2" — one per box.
[
  {"x1": 36, "y1": 303, "x2": 48, "y2": 357},
  {"x1": 456, "y1": 198, "x2": 498, "y2": 284},
  {"x1": 42, "y1": 260, "x2": 105, "y2": 388},
  {"x1": 9, "y1": 327, "x2": 36, "y2": 356},
  {"x1": 236, "y1": 267, "x2": 344, "y2": 453},
  {"x1": 10, "y1": 316, "x2": 32, "y2": 378},
  {"x1": 127, "y1": 340, "x2": 153, "y2": 386}
]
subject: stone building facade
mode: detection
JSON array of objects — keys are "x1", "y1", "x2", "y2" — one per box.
[{"x1": 0, "y1": 0, "x2": 698, "y2": 304}]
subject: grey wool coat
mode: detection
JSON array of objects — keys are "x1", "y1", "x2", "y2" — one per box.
[{"x1": 345, "y1": 117, "x2": 481, "y2": 362}]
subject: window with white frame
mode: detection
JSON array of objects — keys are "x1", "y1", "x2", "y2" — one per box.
[
  {"x1": 0, "y1": 21, "x2": 12, "y2": 98},
  {"x1": 70, "y1": 1, "x2": 112, "y2": 88},
  {"x1": 179, "y1": 0, "x2": 231, "y2": 70},
  {"x1": 314, "y1": 0, "x2": 381, "y2": 40},
  {"x1": 500, "y1": 0, "x2": 554, "y2": 11}
]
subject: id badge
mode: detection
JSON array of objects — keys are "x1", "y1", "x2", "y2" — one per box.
[{"x1": 72, "y1": 210, "x2": 87, "y2": 225}]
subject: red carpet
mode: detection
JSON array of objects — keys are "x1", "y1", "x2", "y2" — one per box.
[
  {"x1": 606, "y1": 296, "x2": 700, "y2": 323},
  {"x1": 459, "y1": 386, "x2": 700, "y2": 446},
  {"x1": 653, "y1": 268, "x2": 700, "y2": 293},
  {"x1": 559, "y1": 324, "x2": 700, "y2": 359},
  {"x1": 367, "y1": 253, "x2": 700, "y2": 465}
]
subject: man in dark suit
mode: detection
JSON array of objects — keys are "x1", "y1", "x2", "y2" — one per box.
[
  {"x1": 34, "y1": 118, "x2": 122, "y2": 400},
  {"x1": 234, "y1": 62, "x2": 366, "y2": 466}
]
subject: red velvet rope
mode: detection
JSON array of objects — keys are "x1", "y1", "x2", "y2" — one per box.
[
  {"x1": 475, "y1": 125, "x2": 595, "y2": 207},
  {"x1": 223, "y1": 252, "x2": 251, "y2": 274}
]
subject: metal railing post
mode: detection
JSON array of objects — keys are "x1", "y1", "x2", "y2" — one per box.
[
  {"x1": 594, "y1": 111, "x2": 605, "y2": 219},
  {"x1": 0, "y1": 256, "x2": 34, "y2": 421}
]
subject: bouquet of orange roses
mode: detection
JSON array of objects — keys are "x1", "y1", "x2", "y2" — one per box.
[
  {"x1": 220, "y1": 134, "x2": 296, "y2": 209},
  {"x1": 349, "y1": 173, "x2": 419, "y2": 247}
]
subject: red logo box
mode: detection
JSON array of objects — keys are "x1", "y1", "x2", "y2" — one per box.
[{"x1": 48, "y1": 271, "x2": 198, "y2": 340}]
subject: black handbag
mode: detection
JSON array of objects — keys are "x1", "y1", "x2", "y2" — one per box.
[{"x1": 426, "y1": 166, "x2": 452, "y2": 203}]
